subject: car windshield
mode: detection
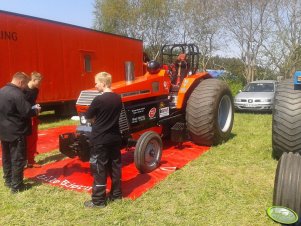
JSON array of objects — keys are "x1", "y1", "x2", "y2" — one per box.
[{"x1": 242, "y1": 83, "x2": 274, "y2": 92}]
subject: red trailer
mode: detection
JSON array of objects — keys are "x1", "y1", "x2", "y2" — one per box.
[{"x1": 0, "y1": 10, "x2": 143, "y2": 114}]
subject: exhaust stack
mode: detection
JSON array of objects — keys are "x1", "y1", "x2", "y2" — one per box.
[{"x1": 125, "y1": 61, "x2": 135, "y2": 83}]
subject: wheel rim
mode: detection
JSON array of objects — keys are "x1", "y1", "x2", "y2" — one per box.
[
  {"x1": 144, "y1": 139, "x2": 161, "y2": 168},
  {"x1": 218, "y1": 95, "x2": 233, "y2": 133}
]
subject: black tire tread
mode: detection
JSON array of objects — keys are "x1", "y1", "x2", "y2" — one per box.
[
  {"x1": 272, "y1": 79, "x2": 301, "y2": 159},
  {"x1": 273, "y1": 152, "x2": 301, "y2": 216},
  {"x1": 134, "y1": 131, "x2": 162, "y2": 173},
  {"x1": 186, "y1": 79, "x2": 234, "y2": 146}
]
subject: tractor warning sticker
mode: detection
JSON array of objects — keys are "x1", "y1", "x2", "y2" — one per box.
[
  {"x1": 159, "y1": 107, "x2": 169, "y2": 118},
  {"x1": 148, "y1": 107, "x2": 157, "y2": 119},
  {"x1": 129, "y1": 107, "x2": 146, "y2": 124}
]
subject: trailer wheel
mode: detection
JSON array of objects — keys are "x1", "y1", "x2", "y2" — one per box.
[
  {"x1": 273, "y1": 152, "x2": 301, "y2": 217},
  {"x1": 134, "y1": 131, "x2": 163, "y2": 173},
  {"x1": 272, "y1": 79, "x2": 301, "y2": 159},
  {"x1": 186, "y1": 79, "x2": 234, "y2": 146}
]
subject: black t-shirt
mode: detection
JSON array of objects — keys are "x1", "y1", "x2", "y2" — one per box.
[
  {"x1": 24, "y1": 86, "x2": 39, "y2": 105},
  {"x1": 0, "y1": 83, "x2": 36, "y2": 141},
  {"x1": 85, "y1": 92, "x2": 122, "y2": 145}
]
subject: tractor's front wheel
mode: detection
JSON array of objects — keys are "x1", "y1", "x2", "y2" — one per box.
[
  {"x1": 186, "y1": 79, "x2": 234, "y2": 146},
  {"x1": 134, "y1": 131, "x2": 163, "y2": 173}
]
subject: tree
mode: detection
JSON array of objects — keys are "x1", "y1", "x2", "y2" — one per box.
[
  {"x1": 93, "y1": 0, "x2": 130, "y2": 35},
  {"x1": 171, "y1": 0, "x2": 224, "y2": 71},
  {"x1": 93, "y1": 0, "x2": 226, "y2": 64},
  {"x1": 222, "y1": 0, "x2": 271, "y2": 82},
  {"x1": 93, "y1": 0, "x2": 174, "y2": 58},
  {"x1": 262, "y1": 0, "x2": 301, "y2": 78}
]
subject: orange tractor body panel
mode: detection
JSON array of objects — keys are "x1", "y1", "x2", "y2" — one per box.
[{"x1": 176, "y1": 72, "x2": 212, "y2": 109}]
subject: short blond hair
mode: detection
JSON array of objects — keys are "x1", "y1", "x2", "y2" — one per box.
[
  {"x1": 13, "y1": 72, "x2": 29, "y2": 82},
  {"x1": 95, "y1": 72, "x2": 112, "y2": 88},
  {"x1": 31, "y1": 71, "x2": 43, "y2": 80}
]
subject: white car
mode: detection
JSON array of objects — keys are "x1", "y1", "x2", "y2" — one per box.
[{"x1": 234, "y1": 80, "x2": 277, "y2": 112}]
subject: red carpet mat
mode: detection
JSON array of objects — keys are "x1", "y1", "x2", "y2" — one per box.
[
  {"x1": 1, "y1": 125, "x2": 209, "y2": 199},
  {"x1": 24, "y1": 142, "x2": 209, "y2": 199},
  {"x1": 0, "y1": 125, "x2": 76, "y2": 166}
]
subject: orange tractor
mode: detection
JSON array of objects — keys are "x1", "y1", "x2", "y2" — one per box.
[{"x1": 59, "y1": 43, "x2": 234, "y2": 173}]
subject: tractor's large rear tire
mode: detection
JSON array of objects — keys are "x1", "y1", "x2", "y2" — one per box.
[
  {"x1": 273, "y1": 152, "x2": 301, "y2": 218},
  {"x1": 272, "y1": 79, "x2": 301, "y2": 159},
  {"x1": 134, "y1": 131, "x2": 163, "y2": 173},
  {"x1": 186, "y1": 79, "x2": 234, "y2": 146}
]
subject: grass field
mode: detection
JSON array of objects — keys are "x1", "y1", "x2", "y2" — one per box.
[
  {"x1": 0, "y1": 113, "x2": 279, "y2": 226},
  {"x1": 38, "y1": 111, "x2": 78, "y2": 130}
]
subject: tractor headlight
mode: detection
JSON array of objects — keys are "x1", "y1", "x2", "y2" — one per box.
[{"x1": 80, "y1": 115, "x2": 87, "y2": 125}]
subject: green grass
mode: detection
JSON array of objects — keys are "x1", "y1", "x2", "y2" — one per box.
[
  {"x1": 0, "y1": 113, "x2": 278, "y2": 225},
  {"x1": 38, "y1": 111, "x2": 78, "y2": 130}
]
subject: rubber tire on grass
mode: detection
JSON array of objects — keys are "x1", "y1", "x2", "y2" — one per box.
[
  {"x1": 273, "y1": 152, "x2": 301, "y2": 217},
  {"x1": 186, "y1": 79, "x2": 234, "y2": 146},
  {"x1": 272, "y1": 79, "x2": 301, "y2": 159},
  {"x1": 134, "y1": 131, "x2": 163, "y2": 173}
]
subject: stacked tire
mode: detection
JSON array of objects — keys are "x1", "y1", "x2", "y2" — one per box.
[
  {"x1": 273, "y1": 152, "x2": 301, "y2": 218},
  {"x1": 272, "y1": 79, "x2": 301, "y2": 220},
  {"x1": 272, "y1": 79, "x2": 301, "y2": 159}
]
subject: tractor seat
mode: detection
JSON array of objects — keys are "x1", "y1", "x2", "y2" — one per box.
[{"x1": 170, "y1": 84, "x2": 180, "y2": 92}]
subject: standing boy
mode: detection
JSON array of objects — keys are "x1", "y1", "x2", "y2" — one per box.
[
  {"x1": 24, "y1": 71, "x2": 43, "y2": 168},
  {"x1": 84, "y1": 72, "x2": 122, "y2": 208}
]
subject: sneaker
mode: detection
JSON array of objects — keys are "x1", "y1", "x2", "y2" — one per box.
[
  {"x1": 11, "y1": 184, "x2": 30, "y2": 194},
  {"x1": 27, "y1": 163, "x2": 42, "y2": 168},
  {"x1": 4, "y1": 181, "x2": 11, "y2": 188},
  {"x1": 84, "y1": 200, "x2": 106, "y2": 209},
  {"x1": 107, "y1": 195, "x2": 122, "y2": 202}
]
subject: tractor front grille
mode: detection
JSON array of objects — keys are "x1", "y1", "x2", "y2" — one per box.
[
  {"x1": 119, "y1": 105, "x2": 129, "y2": 134},
  {"x1": 77, "y1": 90, "x2": 129, "y2": 134},
  {"x1": 76, "y1": 90, "x2": 101, "y2": 106}
]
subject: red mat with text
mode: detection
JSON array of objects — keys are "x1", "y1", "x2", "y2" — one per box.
[
  {"x1": 24, "y1": 142, "x2": 209, "y2": 200},
  {"x1": 0, "y1": 125, "x2": 209, "y2": 199}
]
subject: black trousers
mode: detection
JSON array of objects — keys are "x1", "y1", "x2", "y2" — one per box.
[
  {"x1": 1, "y1": 136, "x2": 26, "y2": 190},
  {"x1": 90, "y1": 143, "x2": 122, "y2": 205}
]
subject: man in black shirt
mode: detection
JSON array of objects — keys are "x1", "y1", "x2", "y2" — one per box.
[
  {"x1": 84, "y1": 72, "x2": 122, "y2": 208},
  {"x1": 0, "y1": 72, "x2": 40, "y2": 193}
]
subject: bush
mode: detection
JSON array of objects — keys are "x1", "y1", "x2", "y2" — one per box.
[
  {"x1": 218, "y1": 77, "x2": 244, "y2": 96},
  {"x1": 227, "y1": 80, "x2": 244, "y2": 96}
]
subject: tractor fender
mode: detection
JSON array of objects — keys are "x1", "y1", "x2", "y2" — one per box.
[{"x1": 176, "y1": 72, "x2": 212, "y2": 109}]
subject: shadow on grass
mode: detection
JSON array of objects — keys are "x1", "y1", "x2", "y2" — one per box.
[
  {"x1": 228, "y1": 132, "x2": 237, "y2": 140},
  {"x1": 23, "y1": 179, "x2": 43, "y2": 190},
  {"x1": 37, "y1": 152, "x2": 67, "y2": 165}
]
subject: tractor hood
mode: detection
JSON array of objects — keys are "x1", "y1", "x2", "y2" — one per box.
[{"x1": 76, "y1": 70, "x2": 171, "y2": 113}]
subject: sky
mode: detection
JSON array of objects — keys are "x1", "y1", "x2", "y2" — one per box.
[{"x1": 0, "y1": 0, "x2": 95, "y2": 28}]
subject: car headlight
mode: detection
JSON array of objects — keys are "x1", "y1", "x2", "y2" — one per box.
[
  {"x1": 234, "y1": 98, "x2": 241, "y2": 102},
  {"x1": 80, "y1": 115, "x2": 87, "y2": 125},
  {"x1": 261, "y1": 99, "x2": 271, "y2": 102}
]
